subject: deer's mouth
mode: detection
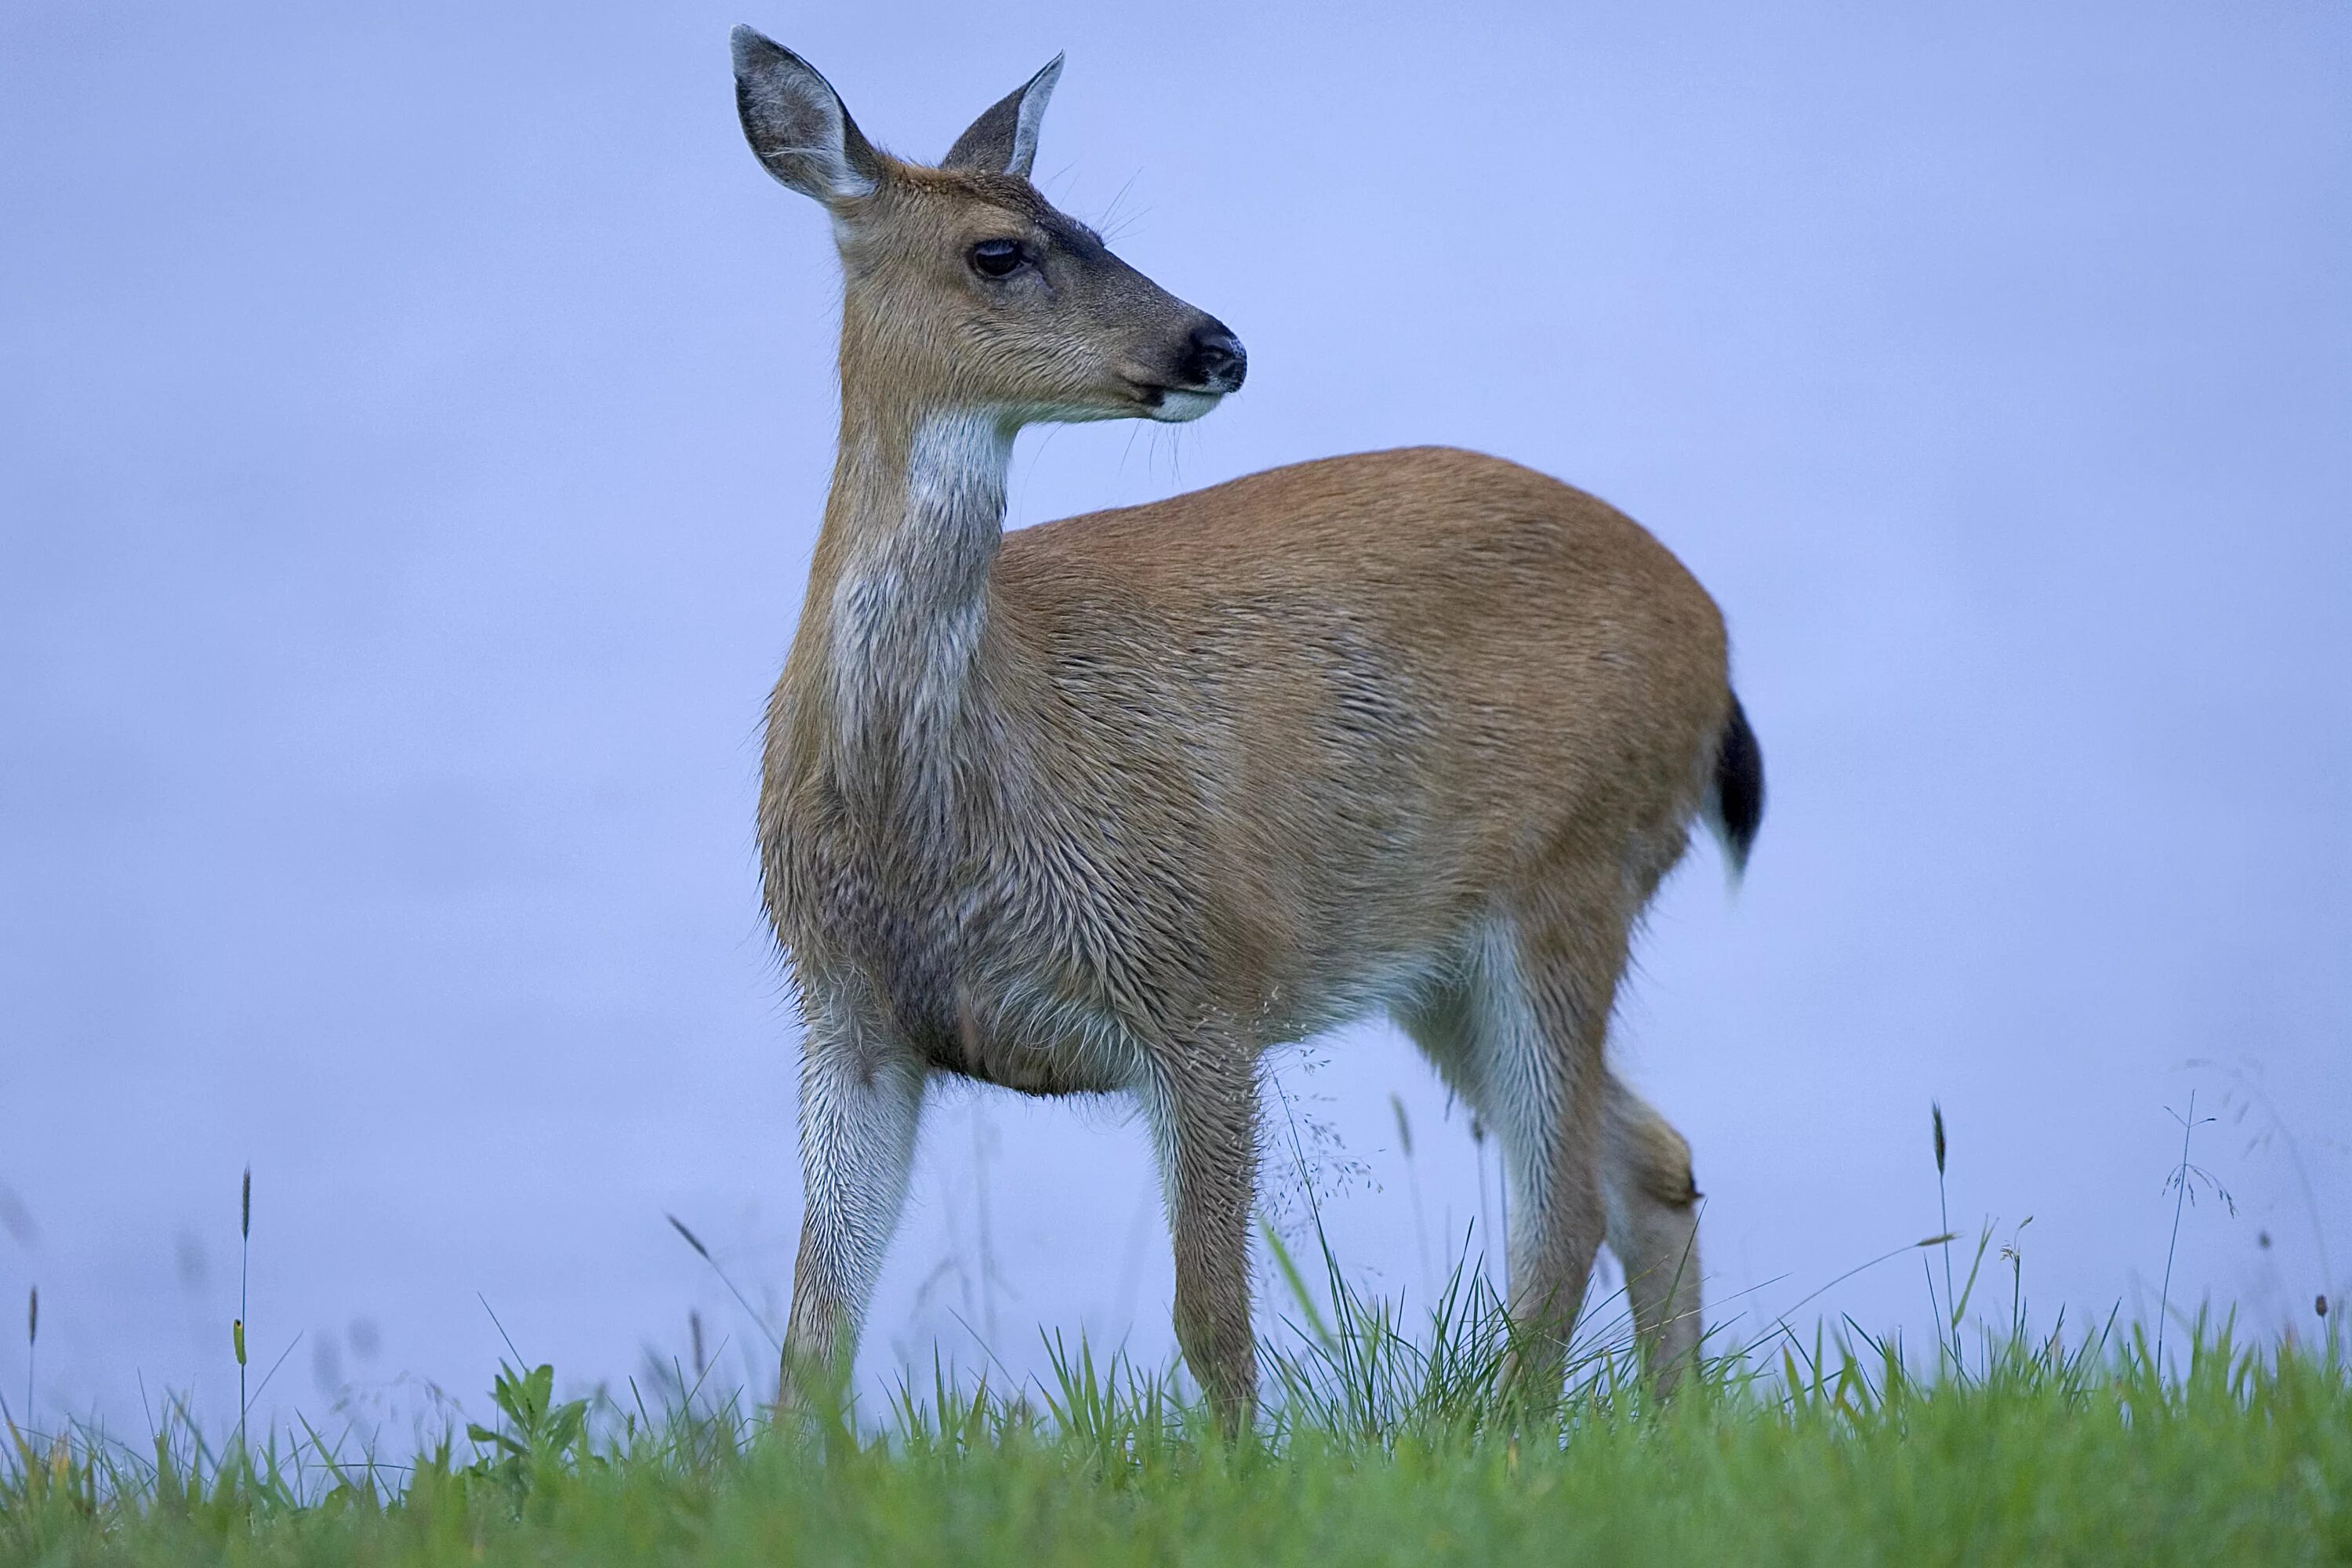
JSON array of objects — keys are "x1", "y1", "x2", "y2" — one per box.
[{"x1": 1123, "y1": 379, "x2": 1228, "y2": 423}]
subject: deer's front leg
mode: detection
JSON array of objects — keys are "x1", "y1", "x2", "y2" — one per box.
[
  {"x1": 1142, "y1": 1040, "x2": 1260, "y2": 1432},
  {"x1": 780, "y1": 1003, "x2": 925, "y2": 1411}
]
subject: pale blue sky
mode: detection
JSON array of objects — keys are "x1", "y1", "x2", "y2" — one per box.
[{"x1": 2, "y1": 2, "x2": 2347, "y2": 1435}]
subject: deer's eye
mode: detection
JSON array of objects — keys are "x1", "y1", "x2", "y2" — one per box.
[{"x1": 969, "y1": 238, "x2": 1025, "y2": 278}]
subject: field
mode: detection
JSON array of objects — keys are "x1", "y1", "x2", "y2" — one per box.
[{"x1": 5, "y1": 1237, "x2": 2347, "y2": 1568}]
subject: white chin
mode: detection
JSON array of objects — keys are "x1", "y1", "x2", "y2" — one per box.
[{"x1": 1149, "y1": 390, "x2": 1224, "y2": 423}]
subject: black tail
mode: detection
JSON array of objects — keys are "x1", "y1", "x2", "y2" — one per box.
[{"x1": 1708, "y1": 694, "x2": 1766, "y2": 880}]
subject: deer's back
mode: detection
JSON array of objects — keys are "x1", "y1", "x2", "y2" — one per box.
[{"x1": 1001, "y1": 446, "x2": 1728, "y2": 781}]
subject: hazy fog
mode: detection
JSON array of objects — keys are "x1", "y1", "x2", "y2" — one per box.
[{"x1": 2, "y1": 2, "x2": 2346, "y2": 1434}]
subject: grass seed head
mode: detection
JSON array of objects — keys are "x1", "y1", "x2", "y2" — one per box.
[
  {"x1": 24, "y1": 1286, "x2": 33, "y2": 1347},
  {"x1": 1932, "y1": 1102, "x2": 1947, "y2": 1177},
  {"x1": 1389, "y1": 1094, "x2": 1414, "y2": 1160},
  {"x1": 666, "y1": 1214, "x2": 713, "y2": 1261},
  {"x1": 241, "y1": 1167, "x2": 252, "y2": 1240}
]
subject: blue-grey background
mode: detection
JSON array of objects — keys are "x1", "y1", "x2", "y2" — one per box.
[{"x1": 3, "y1": 2, "x2": 2346, "y2": 1435}]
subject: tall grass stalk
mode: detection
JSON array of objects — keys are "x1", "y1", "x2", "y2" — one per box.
[
  {"x1": 2157, "y1": 1091, "x2": 2224, "y2": 1382},
  {"x1": 665, "y1": 1214, "x2": 782, "y2": 1354},
  {"x1": 1469, "y1": 1115, "x2": 1495, "y2": 1294},
  {"x1": 21, "y1": 1286, "x2": 34, "y2": 1437},
  {"x1": 1931, "y1": 1102, "x2": 1955, "y2": 1366},
  {"x1": 1389, "y1": 1093, "x2": 1434, "y2": 1302},
  {"x1": 235, "y1": 1167, "x2": 250, "y2": 1457},
  {"x1": 971, "y1": 1102, "x2": 1000, "y2": 1348}
]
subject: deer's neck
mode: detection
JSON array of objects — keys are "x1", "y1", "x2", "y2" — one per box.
[{"x1": 814, "y1": 405, "x2": 1014, "y2": 786}]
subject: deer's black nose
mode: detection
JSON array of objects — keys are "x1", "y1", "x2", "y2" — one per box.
[{"x1": 1180, "y1": 321, "x2": 1247, "y2": 392}]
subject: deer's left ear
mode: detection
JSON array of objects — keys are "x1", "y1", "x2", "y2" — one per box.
[
  {"x1": 731, "y1": 27, "x2": 884, "y2": 204},
  {"x1": 942, "y1": 55, "x2": 1064, "y2": 180}
]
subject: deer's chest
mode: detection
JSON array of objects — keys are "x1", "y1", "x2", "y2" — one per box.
[
  {"x1": 778, "y1": 751, "x2": 982, "y2": 1029},
  {"x1": 768, "y1": 760, "x2": 1141, "y2": 1095}
]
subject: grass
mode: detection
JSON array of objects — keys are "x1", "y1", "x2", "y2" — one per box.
[
  {"x1": 3, "y1": 1269, "x2": 2347, "y2": 1566},
  {"x1": 4, "y1": 1105, "x2": 2343, "y2": 1564}
]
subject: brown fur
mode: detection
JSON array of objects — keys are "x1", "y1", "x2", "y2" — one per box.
[{"x1": 730, "y1": 30, "x2": 1738, "y2": 1425}]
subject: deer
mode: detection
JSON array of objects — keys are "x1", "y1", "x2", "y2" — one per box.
[{"x1": 728, "y1": 26, "x2": 1764, "y2": 1428}]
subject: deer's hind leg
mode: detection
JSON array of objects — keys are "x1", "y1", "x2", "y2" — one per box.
[
  {"x1": 1602, "y1": 1077, "x2": 1704, "y2": 1392},
  {"x1": 1396, "y1": 906, "x2": 1620, "y2": 1396}
]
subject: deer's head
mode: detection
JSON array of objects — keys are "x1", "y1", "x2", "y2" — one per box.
[{"x1": 731, "y1": 28, "x2": 1246, "y2": 429}]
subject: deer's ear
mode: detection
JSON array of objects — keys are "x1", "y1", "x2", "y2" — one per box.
[
  {"x1": 731, "y1": 27, "x2": 883, "y2": 202},
  {"x1": 942, "y1": 55, "x2": 1063, "y2": 180}
]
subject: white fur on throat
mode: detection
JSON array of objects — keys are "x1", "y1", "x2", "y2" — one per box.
[{"x1": 828, "y1": 412, "x2": 1013, "y2": 773}]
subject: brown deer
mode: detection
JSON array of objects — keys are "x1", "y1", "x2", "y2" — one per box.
[{"x1": 729, "y1": 26, "x2": 1762, "y2": 1425}]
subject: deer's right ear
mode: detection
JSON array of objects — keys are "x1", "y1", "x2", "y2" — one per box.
[
  {"x1": 942, "y1": 56, "x2": 1063, "y2": 180},
  {"x1": 730, "y1": 27, "x2": 882, "y2": 203}
]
